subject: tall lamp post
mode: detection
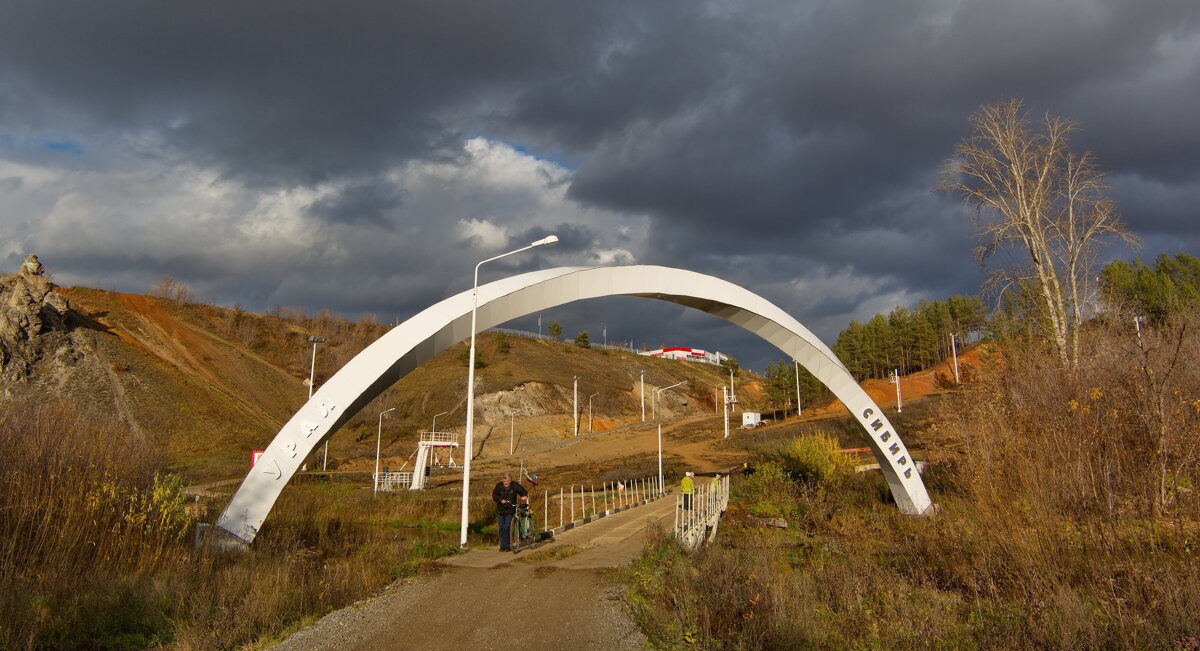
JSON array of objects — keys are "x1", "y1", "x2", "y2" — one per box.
[
  {"x1": 306, "y1": 335, "x2": 328, "y2": 470},
  {"x1": 656, "y1": 380, "x2": 686, "y2": 494},
  {"x1": 431, "y1": 410, "x2": 448, "y2": 434},
  {"x1": 572, "y1": 376, "x2": 579, "y2": 437},
  {"x1": 374, "y1": 407, "x2": 396, "y2": 497},
  {"x1": 459, "y1": 235, "x2": 559, "y2": 548}
]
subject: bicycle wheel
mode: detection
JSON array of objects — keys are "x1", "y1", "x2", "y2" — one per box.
[{"x1": 517, "y1": 512, "x2": 534, "y2": 543}]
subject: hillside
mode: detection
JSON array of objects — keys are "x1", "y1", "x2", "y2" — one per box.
[{"x1": 1, "y1": 275, "x2": 754, "y2": 481}]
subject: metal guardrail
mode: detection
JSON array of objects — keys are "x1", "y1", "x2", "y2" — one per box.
[
  {"x1": 673, "y1": 474, "x2": 730, "y2": 550},
  {"x1": 375, "y1": 471, "x2": 413, "y2": 492},
  {"x1": 419, "y1": 431, "x2": 458, "y2": 445}
]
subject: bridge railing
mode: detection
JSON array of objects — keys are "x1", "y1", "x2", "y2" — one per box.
[
  {"x1": 674, "y1": 474, "x2": 730, "y2": 550},
  {"x1": 537, "y1": 475, "x2": 667, "y2": 535}
]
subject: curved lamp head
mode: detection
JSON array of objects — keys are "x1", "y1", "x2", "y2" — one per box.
[{"x1": 531, "y1": 235, "x2": 559, "y2": 248}]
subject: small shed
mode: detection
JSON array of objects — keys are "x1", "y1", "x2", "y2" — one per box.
[{"x1": 741, "y1": 412, "x2": 762, "y2": 427}]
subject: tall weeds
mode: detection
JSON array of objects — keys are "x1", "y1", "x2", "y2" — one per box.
[
  {"x1": 0, "y1": 403, "x2": 463, "y2": 649},
  {"x1": 627, "y1": 319, "x2": 1200, "y2": 648}
]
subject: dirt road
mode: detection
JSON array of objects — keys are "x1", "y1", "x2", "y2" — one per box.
[{"x1": 270, "y1": 494, "x2": 678, "y2": 651}]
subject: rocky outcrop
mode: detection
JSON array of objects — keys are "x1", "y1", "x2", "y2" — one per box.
[{"x1": 0, "y1": 270, "x2": 83, "y2": 384}]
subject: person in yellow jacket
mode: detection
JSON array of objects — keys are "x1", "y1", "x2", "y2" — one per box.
[{"x1": 681, "y1": 471, "x2": 695, "y2": 510}]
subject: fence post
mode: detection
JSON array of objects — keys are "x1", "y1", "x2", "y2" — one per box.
[
  {"x1": 570, "y1": 485, "x2": 575, "y2": 522},
  {"x1": 591, "y1": 483, "x2": 596, "y2": 518},
  {"x1": 674, "y1": 493, "x2": 679, "y2": 536},
  {"x1": 559, "y1": 487, "x2": 563, "y2": 528},
  {"x1": 544, "y1": 491, "x2": 548, "y2": 532},
  {"x1": 604, "y1": 482, "x2": 609, "y2": 513}
]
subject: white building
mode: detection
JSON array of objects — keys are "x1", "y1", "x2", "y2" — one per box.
[{"x1": 639, "y1": 346, "x2": 729, "y2": 366}]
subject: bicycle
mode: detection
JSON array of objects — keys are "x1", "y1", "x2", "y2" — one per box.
[{"x1": 513, "y1": 501, "x2": 536, "y2": 549}]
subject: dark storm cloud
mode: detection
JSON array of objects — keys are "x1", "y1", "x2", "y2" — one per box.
[
  {"x1": 0, "y1": 0, "x2": 621, "y2": 184},
  {"x1": 2, "y1": 0, "x2": 1198, "y2": 371},
  {"x1": 307, "y1": 179, "x2": 407, "y2": 226}
]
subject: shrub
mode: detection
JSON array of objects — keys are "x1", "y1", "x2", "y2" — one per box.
[{"x1": 777, "y1": 433, "x2": 856, "y2": 486}]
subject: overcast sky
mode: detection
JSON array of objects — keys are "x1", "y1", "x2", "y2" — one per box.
[{"x1": 2, "y1": 0, "x2": 1197, "y2": 371}]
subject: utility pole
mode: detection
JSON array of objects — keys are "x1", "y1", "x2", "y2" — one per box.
[
  {"x1": 573, "y1": 376, "x2": 579, "y2": 437},
  {"x1": 509, "y1": 414, "x2": 515, "y2": 455},
  {"x1": 722, "y1": 386, "x2": 729, "y2": 438},
  {"x1": 950, "y1": 333, "x2": 960, "y2": 385},
  {"x1": 640, "y1": 370, "x2": 646, "y2": 422},
  {"x1": 588, "y1": 392, "x2": 599, "y2": 433},
  {"x1": 793, "y1": 358, "x2": 802, "y2": 418},
  {"x1": 892, "y1": 368, "x2": 902, "y2": 413}
]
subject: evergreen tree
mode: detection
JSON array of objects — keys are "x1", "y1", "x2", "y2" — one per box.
[{"x1": 1101, "y1": 253, "x2": 1200, "y2": 322}]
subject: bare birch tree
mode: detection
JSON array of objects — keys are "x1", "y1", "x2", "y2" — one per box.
[{"x1": 939, "y1": 99, "x2": 1136, "y2": 367}]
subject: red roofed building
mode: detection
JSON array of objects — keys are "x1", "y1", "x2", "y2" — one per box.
[{"x1": 639, "y1": 346, "x2": 729, "y2": 366}]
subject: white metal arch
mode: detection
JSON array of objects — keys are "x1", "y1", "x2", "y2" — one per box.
[{"x1": 216, "y1": 265, "x2": 932, "y2": 543}]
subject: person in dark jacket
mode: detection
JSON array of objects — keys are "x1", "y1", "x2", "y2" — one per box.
[{"x1": 492, "y1": 473, "x2": 528, "y2": 552}]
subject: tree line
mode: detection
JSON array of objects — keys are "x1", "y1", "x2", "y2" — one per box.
[
  {"x1": 760, "y1": 252, "x2": 1198, "y2": 414},
  {"x1": 830, "y1": 295, "x2": 987, "y2": 382}
]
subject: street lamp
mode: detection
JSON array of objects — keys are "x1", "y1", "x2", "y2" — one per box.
[
  {"x1": 431, "y1": 411, "x2": 448, "y2": 434},
  {"x1": 459, "y1": 234, "x2": 558, "y2": 548},
  {"x1": 374, "y1": 407, "x2": 396, "y2": 497},
  {"x1": 572, "y1": 375, "x2": 579, "y2": 437},
  {"x1": 656, "y1": 380, "x2": 686, "y2": 494},
  {"x1": 588, "y1": 392, "x2": 599, "y2": 433},
  {"x1": 306, "y1": 335, "x2": 329, "y2": 471}
]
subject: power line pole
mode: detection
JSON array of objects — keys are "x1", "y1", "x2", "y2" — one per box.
[
  {"x1": 793, "y1": 358, "x2": 802, "y2": 418},
  {"x1": 892, "y1": 368, "x2": 903, "y2": 413},
  {"x1": 722, "y1": 386, "x2": 729, "y2": 439},
  {"x1": 588, "y1": 392, "x2": 599, "y2": 433},
  {"x1": 640, "y1": 370, "x2": 646, "y2": 422},
  {"x1": 950, "y1": 333, "x2": 960, "y2": 385}
]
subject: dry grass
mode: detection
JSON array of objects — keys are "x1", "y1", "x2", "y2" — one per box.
[
  {"x1": 0, "y1": 403, "x2": 466, "y2": 650},
  {"x1": 625, "y1": 319, "x2": 1200, "y2": 649}
]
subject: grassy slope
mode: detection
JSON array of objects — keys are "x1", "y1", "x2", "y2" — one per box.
[{"x1": 37, "y1": 286, "x2": 750, "y2": 481}]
